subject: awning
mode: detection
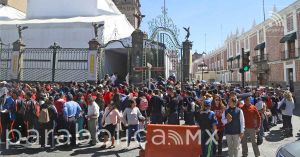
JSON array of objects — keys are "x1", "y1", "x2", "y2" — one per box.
[
  {"x1": 254, "y1": 42, "x2": 265, "y2": 50},
  {"x1": 280, "y1": 32, "x2": 297, "y2": 43},
  {"x1": 227, "y1": 57, "x2": 233, "y2": 62}
]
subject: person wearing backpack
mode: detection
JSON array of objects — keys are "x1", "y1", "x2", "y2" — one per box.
[
  {"x1": 39, "y1": 95, "x2": 51, "y2": 148},
  {"x1": 24, "y1": 91, "x2": 38, "y2": 142},
  {"x1": 12, "y1": 90, "x2": 27, "y2": 139},
  {"x1": 0, "y1": 87, "x2": 16, "y2": 142},
  {"x1": 182, "y1": 91, "x2": 196, "y2": 125},
  {"x1": 46, "y1": 96, "x2": 58, "y2": 148},
  {"x1": 278, "y1": 90, "x2": 295, "y2": 137},
  {"x1": 149, "y1": 89, "x2": 164, "y2": 124},
  {"x1": 196, "y1": 99, "x2": 218, "y2": 157}
]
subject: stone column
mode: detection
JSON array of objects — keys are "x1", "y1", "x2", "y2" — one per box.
[
  {"x1": 130, "y1": 29, "x2": 144, "y2": 85},
  {"x1": 11, "y1": 39, "x2": 25, "y2": 81},
  {"x1": 88, "y1": 39, "x2": 100, "y2": 84},
  {"x1": 182, "y1": 40, "x2": 193, "y2": 83}
]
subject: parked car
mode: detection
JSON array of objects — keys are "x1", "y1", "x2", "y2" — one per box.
[{"x1": 276, "y1": 141, "x2": 300, "y2": 157}]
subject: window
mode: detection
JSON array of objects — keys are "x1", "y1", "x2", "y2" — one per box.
[
  {"x1": 287, "y1": 40, "x2": 296, "y2": 58},
  {"x1": 260, "y1": 49, "x2": 265, "y2": 61},
  {"x1": 259, "y1": 29, "x2": 264, "y2": 43},
  {"x1": 236, "y1": 41, "x2": 240, "y2": 54},
  {"x1": 287, "y1": 14, "x2": 294, "y2": 32}
]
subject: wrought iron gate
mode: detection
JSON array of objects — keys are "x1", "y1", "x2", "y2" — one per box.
[
  {"x1": 0, "y1": 49, "x2": 12, "y2": 81},
  {"x1": 0, "y1": 48, "x2": 90, "y2": 82}
]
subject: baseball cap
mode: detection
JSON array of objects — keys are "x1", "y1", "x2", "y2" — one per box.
[
  {"x1": 238, "y1": 93, "x2": 252, "y2": 101},
  {"x1": 204, "y1": 99, "x2": 212, "y2": 106},
  {"x1": 255, "y1": 101, "x2": 264, "y2": 110}
]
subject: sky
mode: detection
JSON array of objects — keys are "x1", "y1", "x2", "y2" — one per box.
[{"x1": 140, "y1": 0, "x2": 297, "y2": 53}]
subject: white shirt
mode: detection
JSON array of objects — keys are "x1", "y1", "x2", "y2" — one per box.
[
  {"x1": 278, "y1": 98, "x2": 295, "y2": 116},
  {"x1": 88, "y1": 101, "x2": 100, "y2": 118},
  {"x1": 221, "y1": 108, "x2": 245, "y2": 134}
]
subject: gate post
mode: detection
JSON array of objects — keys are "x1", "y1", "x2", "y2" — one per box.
[
  {"x1": 49, "y1": 42, "x2": 61, "y2": 83},
  {"x1": 130, "y1": 29, "x2": 145, "y2": 85},
  {"x1": 182, "y1": 40, "x2": 193, "y2": 84},
  {"x1": 11, "y1": 39, "x2": 25, "y2": 82},
  {"x1": 88, "y1": 39, "x2": 100, "y2": 84}
]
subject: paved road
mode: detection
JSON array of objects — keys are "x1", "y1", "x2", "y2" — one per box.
[
  {"x1": 1, "y1": 115, "x2": 299, "y2": 157},
  {"x1": 235, "y1": 115, "x2": 300, "y2": 157}
]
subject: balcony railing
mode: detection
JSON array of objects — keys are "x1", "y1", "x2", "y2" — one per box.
[
  {"x1": 281, "y1": 49, "x2": 299, "y2": 60},
  {"x1": 252, "y1": 54, "x2": 268, "y2": 63},
  {"x1": 257, "y1": 63, "x2": 269, "y2": 72}
]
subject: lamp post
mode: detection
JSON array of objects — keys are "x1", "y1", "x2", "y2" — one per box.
[{"x1": 198, "y1": 51, "x2": 207, "y2": 81}]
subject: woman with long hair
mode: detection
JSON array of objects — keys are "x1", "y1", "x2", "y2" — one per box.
[
  {"x1": 123, "y1": 99, "x2": 145, "y2": 148},
  {"x1": 278, "y1": 90, "x2": 295, "y2": 137},
  {"x1": 211, "y1": 94, "x2": 225, "y2": 156},
  {"x1": 100, "y1": 102, "x2": 122, "y2": 149}
]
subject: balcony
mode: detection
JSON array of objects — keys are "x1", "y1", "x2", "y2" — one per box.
[
  {"x1": 281, "y1": 49, "x2": 299, "y2": 60},
  {"x1": 252, "y1": 54, "x2": 268, "y2": 63},
  {"x1": 257, "y1": 63, "x2": 269, "y2": 73}
]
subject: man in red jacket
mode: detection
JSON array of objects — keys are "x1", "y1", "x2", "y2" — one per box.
[{"x1": 241, "y1": 95, "x2": 261, "y2": 157}]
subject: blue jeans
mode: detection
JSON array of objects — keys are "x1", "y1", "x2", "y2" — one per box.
[
  {"x1": 77, "y1": 116, "x2": 85, "y2": 139},
  {"x1": 127, "y1": 124, "x2": 141, "y2": 146},
  {"x1": 98, "y1": 111, "x2": 104, "y2": 130},
  {"x1": 257, "y1": 120, "x2": 264, "y2": 145}
]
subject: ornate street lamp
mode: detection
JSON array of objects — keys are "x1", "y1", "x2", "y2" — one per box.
[{"x1": 198, "y1": 52, "x2": 207, "y2": 81}]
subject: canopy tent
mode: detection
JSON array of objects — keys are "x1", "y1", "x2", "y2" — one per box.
[
  {"x1": 0, "y1": 0, "x2": 134, "y2": 49},
  {"x1": 0, "y1": 4, "x2": 26, "y2": 20},
  {"x1": 26, "y1": 0, "x2": 122, "y2": 19}
]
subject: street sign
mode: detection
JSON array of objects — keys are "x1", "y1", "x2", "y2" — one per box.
[{"x1": 151, "y1": 67, "x2": 165, "y2": 71}]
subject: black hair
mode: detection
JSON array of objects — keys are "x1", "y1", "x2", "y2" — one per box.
[
  {"x1": 26, "y1": 91, "x2": 32, "y2": 98},
  {"x1": 66, "y1": 94, "x2": 73, "y2": 101}
]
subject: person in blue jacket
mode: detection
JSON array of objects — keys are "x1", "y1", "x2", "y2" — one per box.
[
  {"x1": 196, "y1": 98, "x2": 218, "y2": 157},
  {"x1": 0, "y1": 88, "x2": 16, "y2": 142}
]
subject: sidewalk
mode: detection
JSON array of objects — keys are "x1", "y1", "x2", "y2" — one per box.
[{"x1": 230, "y1": 115, "x2": 300, "y2": 157}]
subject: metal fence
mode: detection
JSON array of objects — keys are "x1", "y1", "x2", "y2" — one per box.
[
  {"x1": 55, "y1": 48, "x2": 89, "y2": 82},
  {"x1": 1, "y1": 48, "x2": 90, "y2": 82},
  {"x1": 0, "y1": 49, "x2": 12, "y2": 81},
  {"x1": 21, "y1": 48, "x2": 53, "y2": 82}
]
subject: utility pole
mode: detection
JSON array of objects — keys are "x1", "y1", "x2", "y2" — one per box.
[{"x1": 263, "y1": 0, "x2": 266, "y2": 21}]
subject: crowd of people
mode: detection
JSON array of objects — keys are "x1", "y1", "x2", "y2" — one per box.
[{"x1": 0, "y1": 74, "x2": 296, "y2": 157}]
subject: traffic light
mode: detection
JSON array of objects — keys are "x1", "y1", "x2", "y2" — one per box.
[
  {"x1": 242, "y1": 48, "x2": 250, "y2": 72},
  {"x1": 243, "y1": 65, "x2": 250, "y2": 71}
]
